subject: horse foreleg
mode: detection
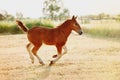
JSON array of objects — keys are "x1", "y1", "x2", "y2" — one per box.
[
  {"x1": 32, "y1": 44, "x2": 45, "y2": 65},
  {"x1": 52, "y1": 45, "x2": 67, "y2": 58},
  {"x1": 50, "y1": 55, "x2": 62, "y2": 66},
  {"x1": 50, "y1": 45, "x2": 62, "y2": 66},
  {"x1": 26, "y1": 43, "x2": 34, "y2": 63}
]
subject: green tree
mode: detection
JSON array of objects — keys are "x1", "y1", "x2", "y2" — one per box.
[
  {"x1": 97, "y1": 13, "x2": 110, "y2": 20},
  {"x1": 59, "y1": 8, "x2": 69, "y2": 20},
  {"x1": 2, "y1": 10, "x2": 14, "y2": 21},
  {"x1": 43, "y1": 0, "x2": 69, "y2": 20}
]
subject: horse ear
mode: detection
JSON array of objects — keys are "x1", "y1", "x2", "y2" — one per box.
[
  {"x1": 72, "y1": 15, "x2": 77, "y2": 20},
  {"x1": 72, "y1": 15, "x2": 75, "y2": 20},
  {"x1": 75, "y1": 16, "x2": 77, "y2": 19}
]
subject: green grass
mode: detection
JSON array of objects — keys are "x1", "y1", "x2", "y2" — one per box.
[
  {"x1": 0, "y1": 19, "x2": 54, "y2": 34},
  {"x1": 0, "y1": 21, "x2": 21, "y2": 34}
]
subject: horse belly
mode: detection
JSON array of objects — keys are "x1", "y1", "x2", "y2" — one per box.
[{"x1": 43, "y1": 35, "x2": 66, "y2": 46}]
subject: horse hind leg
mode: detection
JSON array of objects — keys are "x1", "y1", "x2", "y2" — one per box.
[
  {"x1": 32, "y1": 44, "x2": 45, "y2": 65},
  {"x1": 26, "y1": 43, "x2": 34, "y2": 64}
]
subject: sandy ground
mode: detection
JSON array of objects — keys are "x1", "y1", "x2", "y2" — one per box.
[{"x1": 0, "y1": 34, "x2": 120, "y2": 80}]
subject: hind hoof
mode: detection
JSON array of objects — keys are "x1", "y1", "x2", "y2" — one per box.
[
  {"x1": 49, "y1": 61, "x2": 54, "y2": 66},
  {"x1": 39, "y1": 62, "x2": 45, "y2": 65},
  {"x1": 31, "y1": 61, "x2": 34, "y2": 64}
]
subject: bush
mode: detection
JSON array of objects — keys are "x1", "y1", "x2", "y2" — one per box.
[{"x1": 0, "y1": 19, "x2": 54, "y2": 35}]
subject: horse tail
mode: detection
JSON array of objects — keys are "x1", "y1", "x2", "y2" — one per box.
[{"x1": 16, "y1": 20, "x2": 29, "y2": 32}]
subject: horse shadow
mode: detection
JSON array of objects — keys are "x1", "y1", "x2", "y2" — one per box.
[{"x1": 32, "y1": 65, "x2": 52, "y2": 80}]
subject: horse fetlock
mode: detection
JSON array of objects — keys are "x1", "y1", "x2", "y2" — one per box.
[
  {"x1": 31, "y1": 60, "x2": 34, "y2": 64},
  {"x1": 30, "y1": 57, "x2": 34, "y2": 64},
  {"x1": 63, "y1": 51, "x2": 67, "y2": 54}
]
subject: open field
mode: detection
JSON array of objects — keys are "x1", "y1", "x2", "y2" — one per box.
[
  {"x1": 0, "y1": 34, "x2": 120, "y2": 80},
  {"x1": 82, "y1": 20, "x2": 120, "y2": 39}
]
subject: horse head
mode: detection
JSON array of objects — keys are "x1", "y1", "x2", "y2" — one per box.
[{"x1": 70, "y1": 15, "x2": 83, "y2": 35}]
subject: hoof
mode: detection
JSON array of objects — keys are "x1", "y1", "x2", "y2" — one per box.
[
  {"x1": 39, "y1": 62, "x2": 45, "y2": 65},
  {"x1": 53, "y1": 55, "x2": 57, "y2": 58},
  {"x1": 31, "y1": 61, "x2": 34, "y2": 64},
  {"x1": 49, "y1": 61, "x2": 54, "y2": 66}
]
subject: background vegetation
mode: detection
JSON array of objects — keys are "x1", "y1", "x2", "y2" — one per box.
[
  {"x1": 82, "y1": 20, "x2": 120, "y2": 39},
  {"x1": 43, "y1": 0, "x2": 69, "y2": 20},
  {"x1": 81, "y1": 13, "x2": 120, "y2": 39},
  {"x1": 0, "y1": 0, "x2": 120, "y2": 40},
  {"x1": 0, "y1": 0, "x2": 69, "y2": 35},
  {"x1": 0, "y1": 19, "x2": 54, "y2": 34}
]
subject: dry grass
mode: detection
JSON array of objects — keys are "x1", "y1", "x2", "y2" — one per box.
[
  {"x1": 82, "y1": 20, "x2": 120, "y2": 39},
  {"x1": 0, "y1": 34, "x2": 120, "y2": 80}
]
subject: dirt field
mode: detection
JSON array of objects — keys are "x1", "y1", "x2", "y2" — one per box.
[{"x1": 0, "y1": 34, "x2": 120, "y2": 80}]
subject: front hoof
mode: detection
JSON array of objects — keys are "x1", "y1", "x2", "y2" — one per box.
[
  {"x1": 52, "y1": 55, "x2": 57, "y2": 58},
  {"x1": 49, "y1": 61, "x2": 54, "y2": 66}
]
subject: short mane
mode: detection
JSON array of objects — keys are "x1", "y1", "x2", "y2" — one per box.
[{"x1": 57, "y1": 19, "x2": 71, "y2": 29}]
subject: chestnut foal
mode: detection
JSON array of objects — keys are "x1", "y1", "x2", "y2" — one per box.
[{"x1": 16, "y1": 16, "x2": 83, "y2": 66}]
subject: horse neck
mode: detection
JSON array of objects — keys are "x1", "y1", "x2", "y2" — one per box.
[{"x1": 58, "y1": 20, "x2": 72, "y2": 38}]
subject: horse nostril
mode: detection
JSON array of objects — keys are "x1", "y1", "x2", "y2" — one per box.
[{"x1": 78, "y1": 30, "x2": 83, "y2": 35}]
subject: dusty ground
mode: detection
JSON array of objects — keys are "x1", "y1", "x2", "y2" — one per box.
[{"x1": 0, "y1": 34, "x2": 120, "y2": 80}]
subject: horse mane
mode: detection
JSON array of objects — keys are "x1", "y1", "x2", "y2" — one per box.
[{"x1": 57, "y1": 19, "x2": 71, "y2": 29}]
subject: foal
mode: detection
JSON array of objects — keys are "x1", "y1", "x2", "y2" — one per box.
[{"x1": 16, "y1": 16, "x2": 83, "y2": 66}]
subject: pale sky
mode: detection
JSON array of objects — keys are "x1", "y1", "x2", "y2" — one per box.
[{"x1": 0, "y1": 0, "x2": 120, "y2": 18}]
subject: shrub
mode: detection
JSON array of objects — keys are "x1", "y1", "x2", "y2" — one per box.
[{"x1": 0, "y1": 19, "x2": 54, "y2": 34}]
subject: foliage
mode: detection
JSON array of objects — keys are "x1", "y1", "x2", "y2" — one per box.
[
  {"x1": 0, "y1": 19, "x2": 54, "y2": 35},
  {"x1": 0, "y1": 21, "x2": 21, "y2": 34},
  {"x1": 0, "y1": 10, "x2": 15, "y2": 21},
  {"x1": 0, "y1": 14, "x2": 5, "y2": 20},
  {"x1": 83, "y1": 13, "x2": 110, "y2": 20},
  {"x1": 43, "y1": 0, "x2": 69, "y2": 20}
]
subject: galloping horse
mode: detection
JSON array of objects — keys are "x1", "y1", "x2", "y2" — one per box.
[{"x1": 16, "y1": 16, "x2": 83, "y2": 66}]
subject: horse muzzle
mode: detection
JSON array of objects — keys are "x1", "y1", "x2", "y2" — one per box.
[{"x1": 78, "y1": 30, "x2": 83, "y2": 35}]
